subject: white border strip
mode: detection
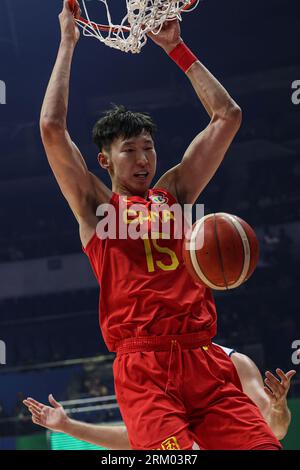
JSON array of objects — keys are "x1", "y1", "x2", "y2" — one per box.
[
  {"x1": 219, "y1": 213, "x2": 250, "y2": 289},
  {"x1": 189, "y1": 214, "x2": 225, "y2": 290}
]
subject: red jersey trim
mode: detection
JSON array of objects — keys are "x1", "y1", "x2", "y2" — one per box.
[{"x1": 82, "y1": 191, "x2": 118, "y2": 254}]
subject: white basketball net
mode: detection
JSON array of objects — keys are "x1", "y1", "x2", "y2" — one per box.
[{"x1": 75, "y1": 0, "x2": 200, "y2": 54}]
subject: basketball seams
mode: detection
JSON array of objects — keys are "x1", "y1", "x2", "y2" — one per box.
[
  {"x1": 213, "y1": 214, "x2": 229, "y2": 290},
  {"x1": 217, "y1": 213, "x2": 251, "y2": 289}
]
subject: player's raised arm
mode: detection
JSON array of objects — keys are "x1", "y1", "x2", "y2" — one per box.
[
  {"x1": 40, "y1": 1, "x2": 111, "y2": 240},
  {"x1": 23, "y1": 395, "x2": 131, "y2": 450},
  {"x1": 149, "y1": 20, "x2": 242, "y2": 205},
  {"x1": 231, "y1": 353, "x2": 295, "y2": 440}
]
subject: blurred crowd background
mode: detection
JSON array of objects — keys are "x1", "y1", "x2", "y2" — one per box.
[{"x1": 0, "y1": 0, "x2": 299, "y2": 449}]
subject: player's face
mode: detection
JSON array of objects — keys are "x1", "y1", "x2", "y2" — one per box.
[{"x1": 105, "y1": 131, "x2": 157, "y2": 195}]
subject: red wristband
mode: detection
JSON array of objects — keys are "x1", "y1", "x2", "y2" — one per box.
[{"x1": 168, "y1": 42, "x2": 198, "y2": 73}]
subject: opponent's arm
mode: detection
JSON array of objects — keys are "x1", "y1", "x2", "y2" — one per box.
[
  {"x1": 150, "y1": 21, "x2": 242, "y2": 205},
  {"x1": 263, "y1": 368, "x2": 296, "y2": 441},
  {"x1": 231, "y1": 353, "x2": 295, "y2": 440},
  {"x1": 23, "y1": 395, "x2": 131, "y2": 450},
  {"x1": 40, "y1": 0, "x2": 111, "y2": 236}
]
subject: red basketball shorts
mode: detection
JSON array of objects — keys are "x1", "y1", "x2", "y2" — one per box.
[{"x1": 113, "y1": 333, "x2": 282, "y2": 450}]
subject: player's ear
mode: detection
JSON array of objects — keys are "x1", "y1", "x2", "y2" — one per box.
[{"x1": 98, "y1": 152, "x2": 110, "y2": 170}]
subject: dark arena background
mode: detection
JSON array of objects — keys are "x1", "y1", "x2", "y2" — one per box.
[{"x1": 0, "y1": 0, "x2": 300, "y2": 451}]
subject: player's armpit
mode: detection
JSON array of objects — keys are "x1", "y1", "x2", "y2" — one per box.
[
  {"x1": 40, "y1": 122, "x2": 111, "y2": 222},
  {"x1": 153, "y1": 165, "x2": 180, "y2": 202}
]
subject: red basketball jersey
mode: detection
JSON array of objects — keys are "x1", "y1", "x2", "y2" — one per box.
[{"x1": 83, "y1": 188, "x2": 217, "y2": 352}]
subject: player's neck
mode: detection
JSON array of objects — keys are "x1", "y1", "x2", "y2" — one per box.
[{"x1": 112, "y1": 183, "x2": 149, "y2": 199}]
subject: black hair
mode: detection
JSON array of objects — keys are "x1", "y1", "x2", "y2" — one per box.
[{"x1": 92, "y1": 104, "x2": 157, "y2": 152}]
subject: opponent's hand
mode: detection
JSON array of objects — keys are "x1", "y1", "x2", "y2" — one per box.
[
  {"x1": 147, "y1": 19, "x2": 182, "y2": 53},
  {"x1": 23, "y1": 394, "x2": 69, "y2": 432},
  {"x1": 59, "y1": 0, "x2": 81, "y2": 45},
  {"x1": 264, "y1": 369, "x2": 296, "y2": 407}
]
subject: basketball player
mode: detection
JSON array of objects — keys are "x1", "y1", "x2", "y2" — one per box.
[
  {"x1": 23, "y1": 353, "x2": 295, "y2": 449},
  {"x1": 39, "y1": 0, "x2": 281, "y2": 449}
]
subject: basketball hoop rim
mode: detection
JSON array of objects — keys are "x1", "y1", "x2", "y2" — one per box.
[
  {"x1": 68, "y1": 0, "x2": 198, "y2": 34},
  {"x1": 68, "y1": 0, "x2": 130, "y2": 33}
]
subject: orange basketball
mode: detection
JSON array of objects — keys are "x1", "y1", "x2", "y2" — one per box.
[{"x1": 182, "y1": 213, "x2": 259, "y2": 290}]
